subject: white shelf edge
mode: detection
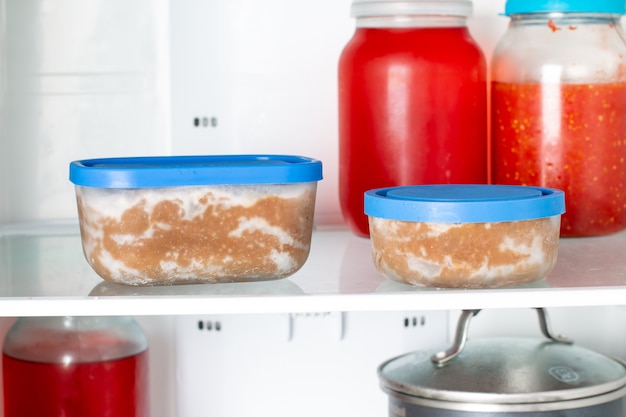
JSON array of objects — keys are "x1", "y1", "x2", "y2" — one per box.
[{"x1": 2, "y1": 286, "x2": 626, "y2": 317}]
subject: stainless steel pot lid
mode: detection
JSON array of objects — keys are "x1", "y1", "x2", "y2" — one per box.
[{"x1": 379, "y1": 336, "x2": 626, "y2": 405}]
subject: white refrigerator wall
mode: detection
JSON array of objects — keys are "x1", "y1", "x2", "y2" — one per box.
[
  {"x1": 0, "y1": 0, "x2": 172, "y2": 222},
  {"x1": 0, "y1": 0, "x2": 509, "y2": 226}
]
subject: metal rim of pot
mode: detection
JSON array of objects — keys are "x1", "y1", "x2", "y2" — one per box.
[
  {"x1": 378, "y1": 308, "x2": 626, "y2": 413},
  {"x1": 381, "y1": 384, "x2": 626, "y2": 413}
]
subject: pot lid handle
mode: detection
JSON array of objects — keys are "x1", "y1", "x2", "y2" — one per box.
[
  {"x1": 431, "y1": 308, "x2": 573, "y2": 366},
  {"x1": 536, "y1": 307, "x2": 573, "y2": 345}
]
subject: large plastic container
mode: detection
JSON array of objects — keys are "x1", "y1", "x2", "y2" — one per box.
[
  {"x1": 364, "y1": 184, "x2": 565, "y2": 288},
  {"x1": 69, "y1": 155, "x2": 323, "y2": 285},
  {"x1": 338, "y1": 0, "x2": 488, "y2": 237},
  {"x1": 491, "y1": 0, "x2": 626, "y2": 237},
  {"x1": 2, "y1": 316, "x2": 149, "y2": 417}
]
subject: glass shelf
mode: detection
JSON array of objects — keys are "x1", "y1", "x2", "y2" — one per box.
[{"x1": 1, "y1": 220, "x2": 626, "y2": 317}]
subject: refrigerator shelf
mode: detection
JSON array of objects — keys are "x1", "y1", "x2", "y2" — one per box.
[{"x1": 1, "y1": 220, "x2": 626, "y2": 317}]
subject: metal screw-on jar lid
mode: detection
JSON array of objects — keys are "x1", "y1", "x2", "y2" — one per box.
[
  {"x1": 379, "y1": 337, "x2": 626, "y2": 412},
  {"x1": 351, "y1": 0, "x2": 473, "y2": 18}
]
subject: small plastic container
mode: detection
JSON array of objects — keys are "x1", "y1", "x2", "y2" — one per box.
[
  {"x1": 69, "y1": 155, "x2": 323, "y2": 285},
  {"x1": 491, "y1": 0, "x2": 626, "y2": 237},
  {"x1": 364, "y1": 184, "x2": 565, "y2": 288}
]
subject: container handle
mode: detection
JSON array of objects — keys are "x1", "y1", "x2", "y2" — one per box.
[{"x1": 431, "y1": 308, "x2": 573, "y2": 366}]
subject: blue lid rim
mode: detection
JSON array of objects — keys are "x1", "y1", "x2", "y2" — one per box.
[
  {"x1": 364, "y1": 185, "x2": 566, "y2": 223},
  {"x1": 504, "y1": 0, "x2": 626, "y2": 15},
  {"x1": 69, "y1": 155, "x2": 323, "y2": 188}
]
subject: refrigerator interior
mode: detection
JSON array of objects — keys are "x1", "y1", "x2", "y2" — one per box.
[
  {"x1": 172, "y1": 309, "x2": 626, "y2": 417},
  {"x1": 174, "y1": 311, "x2": 449, "y2": 417},
  {"x1": 0, "y1": 0, "x2": 626, "y2": 416},
  {"x1": 0, "y1": 0, "x2": 510, "y2": 226}
]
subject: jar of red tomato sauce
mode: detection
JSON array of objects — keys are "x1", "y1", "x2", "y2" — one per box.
[
  {"x1": 338, "y1": 0, "x2": 488, "y2": 237},
  {"x1": 2, "y1": 316, "x2": 149, "y2": 417},
  {"x1": 491, "y1": 0, "x2": 626, "y2": 237}
]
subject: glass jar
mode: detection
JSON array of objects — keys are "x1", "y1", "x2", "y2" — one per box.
[
  {"x1": 338, "y1": 0, "x2": 488, "y2": 237},
  {"x1": 491, "y1": 0, "x2": 626, "y2": 237},
  {"x1": 2, "y1": 316, "x2": 149, "y2": 417}
]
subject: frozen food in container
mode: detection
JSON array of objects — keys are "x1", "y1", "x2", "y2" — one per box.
[
  {"x1": 364, "y1": 184, "x2": 565, "y2": 289},
  {"x1": 69, "y1": 155, "x2": 323, "y2": 286}
]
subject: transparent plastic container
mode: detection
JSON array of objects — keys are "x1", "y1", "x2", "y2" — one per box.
[
  {"x1": 364, "y1": 184, "x2": 565, "y2": 288},
  {"x1": 69, "y1": 155, "x2": 323, "y2": 285},
  {"x1": 338, "y1": 0, "x2": 488, "y2": 237},
  {"x1": 2, "y1": 316, "x2": 149, "y2": 417},
  {"x1": 491, "y1": 0, "x2": 626, "y2": 237}
]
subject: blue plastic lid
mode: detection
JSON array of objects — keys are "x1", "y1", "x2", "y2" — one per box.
[
  {"x1": 69, "y1": 155, "x2": 323, "y2": 188},
  {"x1": 364, "y1": 184, "x2": 565, "y2": 223},
  {"x1": 505, "y1": 0, "x2": 626, "y2": 15}
]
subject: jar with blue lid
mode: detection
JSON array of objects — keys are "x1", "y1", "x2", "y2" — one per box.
[
  {"x1": 490, "y1": 0, "x2": 626, "y2": 237},
  {"x1": 69, "y1": 155, "x2": 323, "y2": 286},
  {"x1": 364, "y1": 184, "x2": 565, "y2": 288}
]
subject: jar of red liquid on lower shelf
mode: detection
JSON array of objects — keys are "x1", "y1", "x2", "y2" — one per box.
[
  {"x1": 2, "y1": 316, "x2": 149, "y2": 417},
  {"x1": 491, "y1": 0, "x2": 626, "y2": 237},
  {"x1": 338, "y1": 0, "x2": 488, "y2": 237}
]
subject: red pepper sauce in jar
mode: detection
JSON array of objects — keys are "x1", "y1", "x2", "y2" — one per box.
[
  {"x1": 339, "y1": 27, "x2": 487, "y2": 237},
  {"x1": 492, "y1": 81, "x2": 626, "y2": 236},
  {"x1": 3, "y1": 351, "x2": 149, "y2": 417}
]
